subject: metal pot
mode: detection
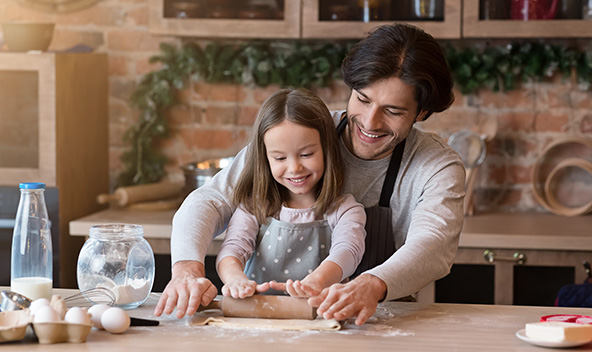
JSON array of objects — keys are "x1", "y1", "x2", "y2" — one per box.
[{"x1": 181, "y1": 157, "x2": 234, "y2": 195}]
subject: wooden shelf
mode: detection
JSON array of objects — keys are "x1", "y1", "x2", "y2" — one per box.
[{"x1": 69, "y1": 207, "x2": 223, "y2": 256}]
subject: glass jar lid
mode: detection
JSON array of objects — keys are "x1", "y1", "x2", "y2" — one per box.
[{"x1": 88, "y1": 223, "x2": 144, "y2": 240}]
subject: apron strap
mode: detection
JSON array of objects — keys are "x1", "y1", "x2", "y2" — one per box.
[
  {"x1": 379, "y1": 140, "x2": 405, "y2": 207},
  {"x1": 336, "y1": 112, "x2": 348, "y2": 135}
]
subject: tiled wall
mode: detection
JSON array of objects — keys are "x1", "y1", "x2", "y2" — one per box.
[{"x1": 2, "y1": 0, "x2": 591, "y2": 214}]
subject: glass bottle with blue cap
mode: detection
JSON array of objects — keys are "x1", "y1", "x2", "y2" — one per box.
[{"x1": 10, "y1": 182, "x2": 53, "y2": 300}]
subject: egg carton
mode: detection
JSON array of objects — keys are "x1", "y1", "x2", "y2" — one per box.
[
  {"x1": 0, "y1": 310, "x2": 29, "y2": 343},
  {"x1": 0, "y1": 296, "x2": 92, "y2": 344},
  {"x1": 32, "y1": 320, "x2": 92, "y2": 344}
]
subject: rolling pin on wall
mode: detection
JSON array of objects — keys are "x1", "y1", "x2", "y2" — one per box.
[{"x1": 97, "y1": 182, "x2": 184, "y2": 209}]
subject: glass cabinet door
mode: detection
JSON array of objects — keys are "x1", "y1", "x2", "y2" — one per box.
[
  {"x1": 163, "y1": 0, "x2": 285, "y2": 20},
  {"x1": 302, "y1": 0, "x2": 461, "y2": 39},
  {"x1": 464, "y1": 0, "x2": 592, "y2": 38},
  {"x1": 0, "y1": 54, "x2": 57, "y2": 187},
  {"x1": 317, "y1": 0, "x2": 444, "y2": 22},
  {"x1": 149, "y1": 0, "x2": 300, "y2": 38},
  {"x1": 0, "y1": 71, "x2": 39, "y2": 170}
]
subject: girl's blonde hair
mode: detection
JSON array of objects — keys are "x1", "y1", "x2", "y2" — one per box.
[{"x1": 233, "y1": 88, "x2": 344, "y2": 224}]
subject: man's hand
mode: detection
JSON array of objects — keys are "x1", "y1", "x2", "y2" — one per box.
[
  {"x1": 154, "y1": 261, "x2": 218, "y2": 319},
  {"x1": 308, "y1": 274, "x2": 387, "y2": 325}
]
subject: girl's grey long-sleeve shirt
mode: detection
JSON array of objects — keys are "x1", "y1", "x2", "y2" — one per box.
[{"x1": 171, "y1": 110, "x2": 465, "y2": 301}]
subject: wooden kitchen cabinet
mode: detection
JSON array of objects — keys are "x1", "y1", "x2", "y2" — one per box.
[
  {"x1": 0, "y1": 53, "x2": 109, "y2": 288},
  {"x1": 416, "y1": 213, "x2": 592, "y2": 306},
  {"x1": 148, "y1": 0, "x2": 461, "y2": 39},
  {"x1": 463, "y1": 1, "x2": 592, "y2": 38},
  {"x1": 438, "y1": 248, "x2": 590, "y2": 306},
  {"x1": 148, "y1": 0, "x2": 301, "y2": 38},
  {"x1": 149, "y1": 0, "x2": 592, "y2": 40}
]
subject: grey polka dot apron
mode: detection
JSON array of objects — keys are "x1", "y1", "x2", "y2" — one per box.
[
  {"x1": 335, "y1": 114, "x2": 406, "y2": 278},
  {"x1": 244, "y1": 217, "x2": 332, "y2": 287}
]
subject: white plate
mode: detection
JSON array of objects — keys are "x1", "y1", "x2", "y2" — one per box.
[{"x1": 516, "y1": 329, "x2": 592, "y2": 348}]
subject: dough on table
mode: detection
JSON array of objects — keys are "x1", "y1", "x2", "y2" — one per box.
[{"x1": 188, "y1": 310, "x2": 341, "y2": 331}]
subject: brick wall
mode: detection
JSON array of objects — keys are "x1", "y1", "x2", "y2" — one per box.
[{"x1": 2, "y1": 0, "x2": 591, "y2": 214}]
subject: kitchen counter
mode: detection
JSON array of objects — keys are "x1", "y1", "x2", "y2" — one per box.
[
  {"x1": 4, "y1": 287, "x2": 592, "y2": 351},
  {"x1": 459, "y1": 212, "x2": 592, "y2": 251},
  {"x1": 70, "y1": 209, "x2": 592, "y2": 254}
]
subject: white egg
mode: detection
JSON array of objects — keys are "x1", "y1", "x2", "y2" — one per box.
[
  {"x1": 64, "y1": 307, "x2": 91, "y2": 325},
  {"x1": 29, "y1": 298, "x2": 50, "y2": 315},
  {"x1": 101, "y1": 307, "x2": 130, "y2": 334},
  {"x1": 88, "y1": 304, "x2": 111, "y2": 329},
  {"x1": 33, "y1": 305, "x2": 60, "y2": 323}
]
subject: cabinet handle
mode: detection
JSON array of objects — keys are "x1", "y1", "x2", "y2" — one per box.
[{"x1": 483, "y1": 250, "x2": 526, "y2": 265}]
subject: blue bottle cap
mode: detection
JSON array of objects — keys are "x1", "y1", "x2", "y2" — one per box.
[{"x1": 19, "y1": 182, "x2": 46, "y2": 189}]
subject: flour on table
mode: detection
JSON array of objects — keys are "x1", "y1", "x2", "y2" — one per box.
[{"x1": 338, "y1": 319, "x2": 415, "y2": 337}]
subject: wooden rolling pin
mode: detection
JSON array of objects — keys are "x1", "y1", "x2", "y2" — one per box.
[
  {"x1": 97, "y1": 182, "x2": 184, "y2": 207},
  {"x1": 198, "y1": 295, "x2": 317, "y2": 320}
]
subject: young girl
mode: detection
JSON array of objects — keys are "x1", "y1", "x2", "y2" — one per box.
[{"x1": 216, "y1": 88, "x2": 366, "y2": 299}]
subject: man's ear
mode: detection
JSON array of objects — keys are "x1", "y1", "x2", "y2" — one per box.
[{"x1": 415, "y1": 110, "x2": 429, "y2": 123}]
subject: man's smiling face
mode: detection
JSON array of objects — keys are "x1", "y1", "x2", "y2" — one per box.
[{"x1": 345, "y1": 77, "x2": 427, "y2": 160}]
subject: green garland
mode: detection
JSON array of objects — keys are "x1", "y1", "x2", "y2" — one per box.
[
  {"x1": 445, "y1": 42, "x2": 592, "y2": 94},
  {"x1": 118, "y1": 40, "x2": 592, "y2": 187}
]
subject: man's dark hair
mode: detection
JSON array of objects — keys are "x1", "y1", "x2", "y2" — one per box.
[{"x1": 341, "y1": 23, "x2": 454, "y2": 120}]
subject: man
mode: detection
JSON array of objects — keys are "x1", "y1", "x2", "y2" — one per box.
[{"x1": 154, "y1": 23, "x2": 465, "y2": 325}]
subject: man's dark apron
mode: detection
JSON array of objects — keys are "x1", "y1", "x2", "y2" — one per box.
[{"x1": 336, "y1": 115, "x2": 405, "y2": 278}]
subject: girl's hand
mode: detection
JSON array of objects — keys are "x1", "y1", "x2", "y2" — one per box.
[
  {"x1": 218, "y1": 256, "x2": 270, "y2": 299},
  {"x1": 222, "y1": 279, "x2": 271, "y2": 299},
  {"x1": 222, "y1": 277, "x2": 256, "y2": 299},
  {"x1": 270, "y1": 261, "x2": 342, "y2": 298},
  {"x1": 269, "y1": 279, "x2": 322, "y2": 298},
  {"x1": 286, "y1": 279, "x2": 322, "y2": 298}
]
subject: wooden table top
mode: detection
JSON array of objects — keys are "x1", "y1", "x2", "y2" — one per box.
[
  {"x1": 4, "y1": 288, "x2": 592, "y2": 351},
  {"x1": 69, "y1": 209, "x2": 592, "y2": 254}
]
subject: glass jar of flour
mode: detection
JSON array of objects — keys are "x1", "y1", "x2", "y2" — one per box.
[{"x1": 77, "y1": 224, "x2": 155, "y2": 309}]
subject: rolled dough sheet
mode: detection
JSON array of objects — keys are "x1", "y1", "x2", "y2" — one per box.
[{"x1": 188, "y1": 311, "x2": 341, "y2": 331}]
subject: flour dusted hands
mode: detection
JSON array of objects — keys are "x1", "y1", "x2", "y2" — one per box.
[
  {"x1": 222, "y1": 280, "x2": 270, "y2": 298},
  {"x1": 286, "y1": 279, "x2": 322, "y2": 297},
  {"x1": 269, "y1": 260, "x2": 343, "y2": 298},
  {"x1": 154, "y1": 261, "x2": 218, "y2": 319},
  {"x1": 222, "y1": 280, "x2": 267, "y2": 298},
  {"x1": 218, "y1": 256, "x2": 271, "y2": 298},
  {"x1": 308, "y1": 273, "x2": 387, "y2": 325}
]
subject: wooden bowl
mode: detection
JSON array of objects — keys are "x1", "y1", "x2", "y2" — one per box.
[
  {"x1": 544, "y1": 158, "x2": 592, "y2": 217},
  {"x1": 531, "y1": 137, "x2": 592, "y2": 215},
  {"x1": 1, "y1": 22, "x2": 55, "y2": 52}
]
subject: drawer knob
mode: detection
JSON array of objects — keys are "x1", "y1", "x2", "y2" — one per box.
[{"x1": 483, "y1": 250, "x2": 526, "y2": 265}]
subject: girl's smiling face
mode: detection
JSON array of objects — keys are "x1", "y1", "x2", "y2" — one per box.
[{"x1": 264, "y1": 120, "x2": 325, "y2": 209}]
